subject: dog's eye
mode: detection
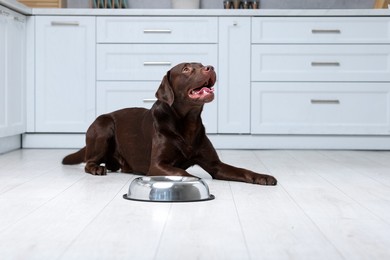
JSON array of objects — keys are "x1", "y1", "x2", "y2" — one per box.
[{"x1": 182, "y1": 67, "x2": 191, "y2": 73}]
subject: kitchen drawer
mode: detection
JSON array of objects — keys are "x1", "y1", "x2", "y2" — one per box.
[
  {"x1": 252, "y1": 17, "x2": 390, "y2": 44},
  {"x1": 96, "y1": 82, "x2": 157, "y2": 115},
  {"x1": 97, "y1": 17, "x2": 218, "y2": 43},
  {"x1": 96, "y1": 82, "x2": 218, "y2": 133},
  {"x1": 97, "y1": 44, "x2": 217, "y2": 81},
  {"x1": 251, "y1": 45, "x2": 390, "y2": 82},
  {"x1": 251, "y1": 83, "x2": 390, "y2": 135}
]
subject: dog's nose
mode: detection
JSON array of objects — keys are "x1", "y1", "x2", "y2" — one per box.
[{"x1": 203, "y1": 66, "x2": 214, "y2": 72}]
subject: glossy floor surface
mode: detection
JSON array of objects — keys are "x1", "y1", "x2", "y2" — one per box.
[{"x1": 1, "y1": 149, "x2": 390, "y2": 259}]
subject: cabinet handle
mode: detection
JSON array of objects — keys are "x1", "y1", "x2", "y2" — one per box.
[
  {"x1": 311, "y1": 29, "x2": 341, "y2": 34},
  {"x1": 311, "y1": 62, "x2": 340, "y2": 67},
  {"x1": 143, "y1": 99, "x2": 157, "y2": 103},
  {"x1": 143, "y1": 29, "x2": 172, "y2": 34},
  {"x1": 0, "y1": 10, "x2": 10, "y2": 16},
  {"x1": 1, "y1": 11, "x2": 24, "y2": 22},
  {"x1": 311, "y1": 99, "x2": 340, "y2": 104},
  {"x1": 51, "y1": 21, "x2": 80, "y2": 26},
  {"x1": 143, "y1": 61, "x2": 172, "y2": 66},
  {"x1": 13, "y1": 16, "x2": 25, "y2": 23}
]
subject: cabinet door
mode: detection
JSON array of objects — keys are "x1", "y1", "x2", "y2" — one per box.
[
  {"x1": 35, "y1": 16, "x2": 95, "y2": 132},
  {"x1": 97, "y1": 17, "x2": 218, "y2": 44},
  {"x1": 7, "y1": 13, "x2": 25, "y2": 136},
  {"x1": 96, "y1": 82, "x2": 157, "y2": 115},
  {"x1": 251, "y1": 82, "x2": 390, "y2": 135},
  {"x1": 0, "y1": 10, "x2": 6, "y2": 134},
  {"x1": 0, "y1": 8, "x2": 26, "y2": 138},
  {"x1": 251, "y1": 44, "x2": 390, "y2": 82},
  {"x1": 97, "y1": 44, "x2": 218, "y2": 81},
  {"x1": 218, "y1": 17, "x2": 251, "y2": 133},
  {"x1": 252, "y1": 17, "x2": 390, "y2": 44},
  {"x1": 96, "y1": 81, "x2": 217, "y2": 134}
]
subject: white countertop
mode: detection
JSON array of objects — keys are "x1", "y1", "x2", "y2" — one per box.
[
  {"x1": 31, "y1": 8, "x2": 390, "y2": 17},
  {"x1": 1, "y1": 0, "x2": 390, "y2": 17},
  {"x1": 0, "y1": 0, "x2": 31, "y2": 14}
]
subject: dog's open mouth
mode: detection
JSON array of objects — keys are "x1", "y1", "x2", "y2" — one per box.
[{"x1": 188, "y1": 79, "x2": 215, "y2": 100}]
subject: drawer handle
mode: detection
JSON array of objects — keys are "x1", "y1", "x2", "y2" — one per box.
[
  {"x1": 311, "y1": 29, "x2": 341, "y2": 34},
  {"x1": 14, "y1": 16, "x2": 25, "y2": 23},
  {"x1": 143, "y1": 61, "x2": 172, "y2": 66},
  {"x1": 0, "y1": 10, "x2": 10, "y2": 16},
  {"x1": 143, "y1": 29, "x2": 172, "y2": 34},
  {"x1": 143, "y1": 99, "x2": 157, "y2": 103},
  {"x1": 311, "y1": 62, "x2": 340, "y2": 67},
  {"x1": 311, "y1": 99, "x2": 340, "y2": 105},
  {"x1": 51, "y1": 21, "x2": 80, "y2": 26}
]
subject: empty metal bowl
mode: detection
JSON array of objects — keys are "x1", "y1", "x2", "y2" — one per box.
[{"x1": 123, "y1": 176, "x2": 215, "y2": 202}]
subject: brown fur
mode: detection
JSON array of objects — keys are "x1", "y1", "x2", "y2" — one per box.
[{"x1": 62, "y1": 63, "x2": 277, "y2": 185}]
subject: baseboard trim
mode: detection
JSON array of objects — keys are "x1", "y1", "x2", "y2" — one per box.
[
  {"x1": 23, "y1": 133, "x2": 86, "y2": 148},
  {"x1": 22, "y1": 133, "x2": 390, "y2": 150},
  {"x1": 209, "y1": 134, "x2": 390, "y2": 150},
  {"x1": 0, "y1": 135, "x2": 22, "y2": 154}
]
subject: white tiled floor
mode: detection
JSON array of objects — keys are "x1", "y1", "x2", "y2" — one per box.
[{"x1": 1, "y1": 149, "x2": 390, "y2": 259}]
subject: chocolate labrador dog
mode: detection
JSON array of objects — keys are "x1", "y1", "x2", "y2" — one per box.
[{"x1": 62, "y1": 63, "x2": 277, "y2": 185}]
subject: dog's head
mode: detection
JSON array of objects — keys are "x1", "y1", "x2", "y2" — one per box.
[{"x1": 155, "y1": 63, "x2": 216, "y2": 106}]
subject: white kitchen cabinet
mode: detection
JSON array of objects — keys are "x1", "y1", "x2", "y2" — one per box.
[
  {"x1": 96, "y1": 16, "x2": 218, "y2": 133},
  {"x1": 96, "y1": 80, "x2": 218, "y2": 134},
  {"x1": 0, "y1": 6, "x2": 26, "y2": 138},
  {"x1": 218, "y1": 17, "x2": 251, "y2": 134},
  {"x1": 251, "y1": 82, "x2": 390, "y2": 135},
  {"x1": 97, "y1": 17, "x2": 218, "y2": 44},
  {"x1": 96, "y1": 82, "x2": 157, "y2": 115},
  {"x1": 0, "y1": 8, "x2": 6, "y2": 134},
  {"x1": 35, "y1": 16, "x2": 95, "y2": 132},
  {"x1": 252, "y1": 17, "x2": 390, "y2": 44},
  {"x1": 97, "y1": 44, "x2": 218, "y2": 81},
  {"x1": 251, "y1": 45, "x2": 390, "y2": 82},
  {"x1": 251, "y1": 16, "x2": 390, "y2": 137},
  {"x1": 21, "y1": 12, "x2": 390, "y2": 150}
]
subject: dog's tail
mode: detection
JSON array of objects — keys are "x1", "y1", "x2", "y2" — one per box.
[{"x1": 62, "y1": 147, "x2": 86, "y2": 165}]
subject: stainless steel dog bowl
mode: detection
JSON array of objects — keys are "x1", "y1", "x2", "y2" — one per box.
[{"x1": 123, "y1": 176, "x2": 215, "y2": 202}]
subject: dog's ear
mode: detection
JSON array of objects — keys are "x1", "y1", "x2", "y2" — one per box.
[{"x1": 155, "y1": 73, "x2": 174, "y2": 106}]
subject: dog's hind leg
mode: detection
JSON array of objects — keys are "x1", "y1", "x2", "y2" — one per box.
[
  {"x1": 105, "y1": 153, "x2": 121, "y2": 172},
  {"x1": 84, "y1": 115, "x2": 115, "y2": 176}
]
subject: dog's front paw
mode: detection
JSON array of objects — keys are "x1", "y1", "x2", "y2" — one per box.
[
  {"x1": 85, "y1": 163, "x2": 107, "y2": 176},
  {"x1": 254, "y1": 174, "x2": 277, "y2": 185}
]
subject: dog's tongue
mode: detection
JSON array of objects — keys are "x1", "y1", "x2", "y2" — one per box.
[
  {"x1": 199, "y1": 87, "x2": 212, "y2": 94},
  {"x1": 191, "y1": 87, "x2": 214, "y2": 95}
]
